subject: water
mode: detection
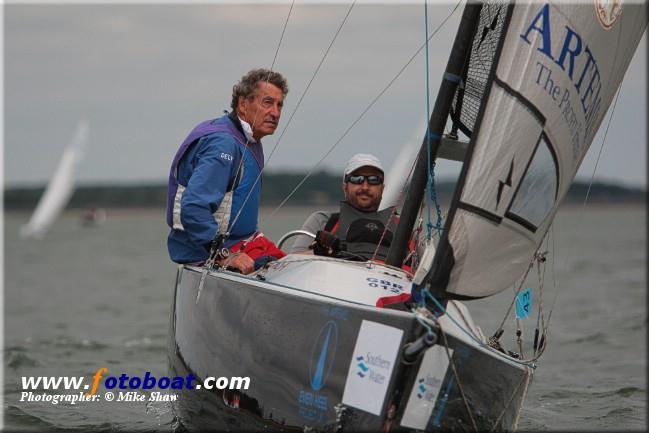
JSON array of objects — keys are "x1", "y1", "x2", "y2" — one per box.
[{"x1": 3, "y1": 205, "x2": 646, "y2": 431}]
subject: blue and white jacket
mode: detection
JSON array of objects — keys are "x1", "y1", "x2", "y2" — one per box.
[{"x1": 166, "y1": 113, "x2": 264, "y2": 264}]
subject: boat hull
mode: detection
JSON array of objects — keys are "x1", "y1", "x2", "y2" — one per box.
[{"x1": 168, "y1": 265, "x2": 532, "y2": 432}]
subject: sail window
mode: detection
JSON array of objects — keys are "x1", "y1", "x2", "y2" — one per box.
[{"x1": 506, "y1": 135, "x2": 558, "y2": 231}]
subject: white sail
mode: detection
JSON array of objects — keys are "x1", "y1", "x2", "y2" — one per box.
[
  {"x1": 20, "y1": 120, "x2": 90, "y2": 238},
  {"x1": 428, "y1": 2, "x2": 647, "y2": 298},
  {"x1": 381, "y1": 117, "x2": 427, "y2": 210}
]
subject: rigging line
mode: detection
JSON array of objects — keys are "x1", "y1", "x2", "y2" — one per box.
[
  {"x1": 371, "y1": 147, "x2": 431, "y2": 264},
  {"x1": 267, "y1": 0, "x2": 356, "y2": 163},
  {"x1": 538, "y1": 238, "x2": 548, "y2": 330},
  {"x1": 494, "y1": 254, "x2": 537, "y2": 337},
  {"x1": 487, "y1": 371, "x2": 530, "y2": 433},
  {"x1": 270, "y1": 0, "x2": 295, "y2": 71},
  {"x1": 582, "y1": 86, "x2": 622, "y2": 209},
  {"x1": 370, "y1": 206, "x2": 397, "y2": 262},
  {"x1": 235, "y1": 1, "x2": 357, "y2": 229},
  {"x1": 267, "y1": 0, "x2": 463, "y2": 218},
  {"x1": 370, "y1": 138, "x2": 425, "y2": 265},
  {"x1": 436, "y1": 323, "x2": 479, "y2": 433},
  {"x1": 511, "y1": 369, "x2": 533, "y2": 431},
  {"x1": 423, "y1": 0, "x2": 446, "y2": 238},
  {"x1": 213, "y1": 69, "x2": 277, "y2": 243},
  {"x1": 533, "y1": 235, "x2": 548, "y2": 354},
  {"x1": 413, "y1": 309, "x2": 436, "y2": 336},
  {"x1": 425, "y1": 0, "x2": 433, "y2": 240},
  {"x1": 210, "y1": 1, "x2": 295, "y2": 248},
  {"x1": 221, "y1": 3, "x2": 297, "y2": 235},
  {"x1": 420, "y1": 292, "x2": 538, "y2": 366},
  {"x1": 545, "y1": 223, "x2": 560, "y2": 330}
]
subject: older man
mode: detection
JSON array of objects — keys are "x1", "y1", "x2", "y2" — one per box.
[
  {"x1": 167, "y1": 69, "x2": 288, "y2": 273},
  {"x1": 288, "y1": 154, "x2": 399, "y2": 261}
]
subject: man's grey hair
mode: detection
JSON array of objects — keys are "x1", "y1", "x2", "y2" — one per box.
[{"x1": 231, "y1": 69, "x2": 289, "y2": 112}]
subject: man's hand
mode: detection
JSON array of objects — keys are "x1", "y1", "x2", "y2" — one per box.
[
  {"x1": 312, "y1": 230, "x2": 341, "y2": 256},
  {"x1": 218, "y1": 252, "x2": 255, "y2": 274}
]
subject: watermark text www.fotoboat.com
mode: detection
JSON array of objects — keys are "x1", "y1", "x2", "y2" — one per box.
[{"x1": 19, "y1": 368, "x2": 250, "y2": 405}]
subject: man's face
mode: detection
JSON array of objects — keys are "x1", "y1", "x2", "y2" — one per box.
[
  {"x1": 343, "y1": 166, "x2": 384, "y2": 212},
  {"x1": 238, "y1": 82, "x2": 284, "y2": 140}
]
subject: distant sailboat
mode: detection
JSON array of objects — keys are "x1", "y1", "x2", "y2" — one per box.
[
  {"x1": 380, "y1": 117, "x2": 426, "y2": 210},
  {"x1": 80, "y1": 206, "x2": 107, "y2": 227},
  {"x1": 20, "y1": 120, "x2": 90, "y2": 238}
]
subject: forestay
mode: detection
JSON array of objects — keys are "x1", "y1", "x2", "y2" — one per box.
[{"x1": 427, "y1": 1, "x2": 647, "y2": 298}]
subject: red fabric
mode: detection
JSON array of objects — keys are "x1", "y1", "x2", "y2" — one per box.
[
  {"x1": 375, "y1": 292, "x2": 411, "y2": 308},
  {"x1": 229, "y1": 234, "x2": 286, "y2": 260}
]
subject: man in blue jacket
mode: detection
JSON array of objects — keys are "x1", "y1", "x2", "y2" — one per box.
[{"x1": 166, "y1": 69, "x2": 288, "y2": 273}]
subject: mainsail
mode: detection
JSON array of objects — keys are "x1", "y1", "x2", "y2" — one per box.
[
  {"x1": 20, "y1": 120, "x2": 90, "y2": 238},
  {"x1": 424, "y1": 1, "x2": 647, "y2": 298}
]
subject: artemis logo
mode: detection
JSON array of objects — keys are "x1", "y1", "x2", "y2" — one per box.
[
  {"x1": 309, "y1": 321, "x2": 338, "y2": 391},
  {"x1": 220, "y1": 152, "x2": 233, "y2": 161}
]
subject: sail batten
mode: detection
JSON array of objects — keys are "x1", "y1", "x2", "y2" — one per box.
[{"x1": 423, "y1": 1, "x2": 647, "y2": 299}]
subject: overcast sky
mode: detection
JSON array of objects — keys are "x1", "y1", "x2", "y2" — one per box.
[{"x1": 3, "y1": 2, "x2": 647, "y2": 188}]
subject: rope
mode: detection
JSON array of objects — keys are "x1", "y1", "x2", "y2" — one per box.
[
  {"x1": 270, "y1": 1, "x2": 295, "y2": 71},
  {"x1": 423, "y1": 0, "x2": 445, "y2": 240},
  {"x1": 369, "y1": 130, "x2": 426, "y2": 265},
  {"x1": 414, "y1": 302, "x2": 533, "y2": 432},
  {"x1": 413, "y1": 308, "x2": 437, "y2": 337},
  {"x1": 424, "y1": 0, "x2": 433, "y2": 240},
  {"x1": 205, "y1": 2, "x2": 297, "y2": 268},
  {"x1": 437, "y1": 321, "x2": 479, "y2": 433},
  {"x1": 370, "y1": 206, "x2": 398, "y2": 263},
  {"x1": 582, "y1": 86, "x2": 621, "y2": 209},
  {"x1": 487, "y1": 370, "x2": 530, "y2": 433},
  {"x1": 421, "y1": 289, "x2": 483, "y2": 345},
  {"x1": 533, "y1": 236, "x2": 548, "y2": 355},
  {"x1": 233, "y1": 2, "x2": 356, "y2": 230},
  {"x1": 419, "y1": 288, "x2": 539, "y2": 367},
  {"x1": 493, "y1": 251, "x2": 541, "y2": 337},
  {"x1": 267, "y1": 0, "x2": 463, "y2": 218},
  {"x1": 428, "y1": 161, "x2": 445, "y2": 236},
  {"x1": 267, "y1": 1, "x2": 356, "y2": 166}
]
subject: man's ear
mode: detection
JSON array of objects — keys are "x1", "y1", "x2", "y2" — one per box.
[{"x1": 237, "y1": 96, "x2": 247, "y2": 118}]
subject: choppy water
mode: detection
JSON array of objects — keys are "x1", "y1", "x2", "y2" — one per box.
[{"x1": 3, "y1": 205, "x2": 646, "y2": 431}]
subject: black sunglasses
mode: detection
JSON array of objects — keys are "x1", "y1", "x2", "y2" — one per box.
[{"x1": 345, "y1": 174, "x2": 384, "y2": 185}]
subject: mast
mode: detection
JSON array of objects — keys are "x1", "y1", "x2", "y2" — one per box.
[{"x1": 385, "y1": 3, "x2": 482, "y2": 267}]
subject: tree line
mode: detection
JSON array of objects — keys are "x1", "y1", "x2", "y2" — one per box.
[{"x1": 4, "y1": 171, "x2": 645, "y2": 210}]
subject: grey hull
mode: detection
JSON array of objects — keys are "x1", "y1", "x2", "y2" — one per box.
[{"x1": 168, "y1": 266, "x2": 531, "y2": 432}]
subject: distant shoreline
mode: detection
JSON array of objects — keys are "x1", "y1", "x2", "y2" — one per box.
[
  {"x1": 4, "y1": 202, "x2": 649, "y2": 216},
  {"x1": 4, "y1": 172, "x2": 646, "y2": 210}
]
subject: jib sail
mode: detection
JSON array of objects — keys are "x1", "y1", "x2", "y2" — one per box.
[{"x1": 425, "y1": 1, "x2": 647, "y2": 299}]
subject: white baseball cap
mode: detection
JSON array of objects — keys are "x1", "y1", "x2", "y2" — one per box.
[{"x1": 343, "y1": 153, "x2": 384, "y2": 180}]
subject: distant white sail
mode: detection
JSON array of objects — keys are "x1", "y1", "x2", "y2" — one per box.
[
  {"x1": 20, "y1": 120, "x2": 90, "y2": 238},
  {"x1": 381, "y1": 117, "x2": 427, "y2": 211}
]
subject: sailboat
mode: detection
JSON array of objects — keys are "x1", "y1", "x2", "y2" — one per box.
[
  {"x1": 20, "y1": 120, "x2": 90, "y2": 239},
  {"x1": 168, "y1": 2, "x2": 646, "y2": 431}
]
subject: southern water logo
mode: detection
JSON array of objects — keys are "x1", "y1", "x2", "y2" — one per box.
[
  {"x1": 356, "y1": 356, "x2": 368, "y2": 378},
  {"x1": 353, "y1": 352, "x2": 389, "y2": 384},
  {"x1": 309, "y1": 320, "x2": 338, "y2": 391},
  {"x1": 416, "y1": 376, "x2": 442, "y2": 400},
  {"x1": 417, "y1": 378, "x2": 426, "y2": 399}
]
